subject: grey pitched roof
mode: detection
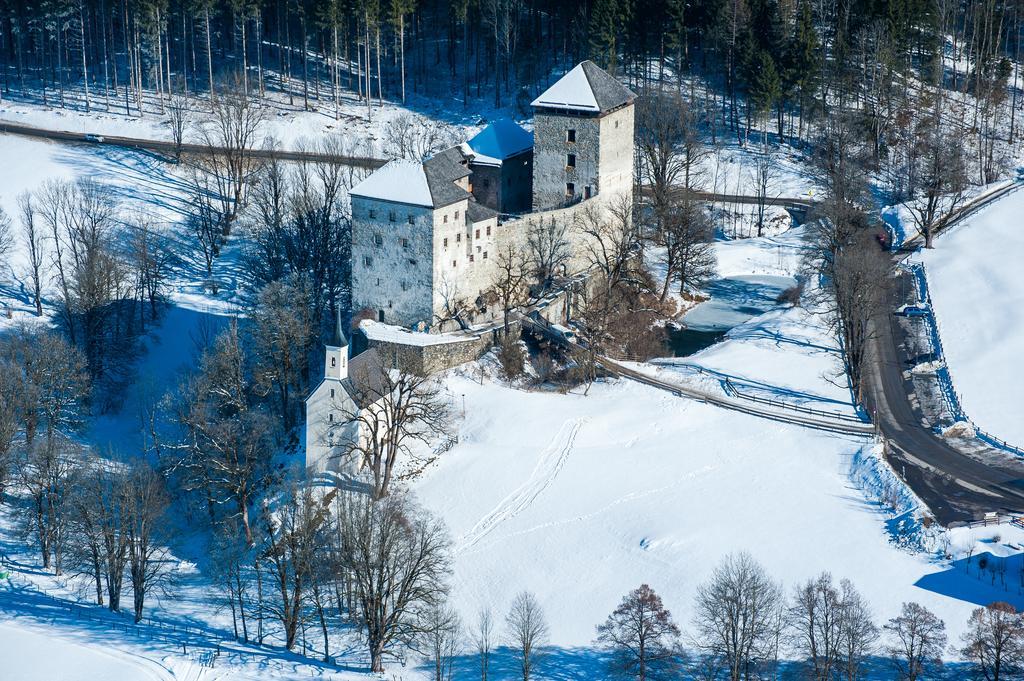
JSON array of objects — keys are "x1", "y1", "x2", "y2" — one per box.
[
  {"x1": 532, "y1": 60, "x2": 636, "y2": 114},
  {"x1": 467, "y1": 200, "x2": 498, "y2": 223},
  {"x1": 424, "y1": 147, "x2": 473, "y2": 208}
]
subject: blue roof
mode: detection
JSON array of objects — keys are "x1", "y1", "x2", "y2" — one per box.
[{"x1": 466, "y1": 119, "x2": 533, "y2": 162}]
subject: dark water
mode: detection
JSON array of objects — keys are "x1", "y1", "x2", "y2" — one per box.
[{"x1": 668, "y1": 274, "x2": 795, "y2": 357}]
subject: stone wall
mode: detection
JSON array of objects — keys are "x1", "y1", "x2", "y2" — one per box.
[
  {"x1": 363, "y1": 325, "x2": 518, "y2": 375},
  {"x1": 532, "y1": 110, "x2": 602, "y2": 211},
  {"x1": 351, "y1": 196, "x2": 438, "y2": 328},
  {"x1": 598, "y1": 105, "x2": 635, "y2": 198}
]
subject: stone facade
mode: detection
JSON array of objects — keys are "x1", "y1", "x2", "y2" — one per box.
[
  {"x1": 469, "y1": 150, "x2": 533, "y2": 215},
  {"x1": 351, "y1": 197, "x2": 438, "y2": 328},
  {"x1": 531, "y1": 103, "x2": 634, "y2": 212}
]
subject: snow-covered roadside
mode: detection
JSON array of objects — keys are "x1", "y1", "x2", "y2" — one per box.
[
  {"x1": 0, "y1": 88, "x2": 484, "y2": 158},
  {"x1": 905, "y1": 187, "x2": 1024, "y2": 446}
]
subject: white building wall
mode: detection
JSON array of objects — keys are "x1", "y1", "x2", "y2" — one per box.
[
  {"x1": 597, "y1": 104, "x2": 635, "y2": 202},
  {"x1": 351, "y1": 196, "x2": 436, "y2": 328},
  {"x1": 304, "y1": 379, "x2": 359, "y2": 473}
]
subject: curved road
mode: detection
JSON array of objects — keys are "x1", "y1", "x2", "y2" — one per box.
[{"x1": 862, "y1": 184, "x2": 1024, "y2": 525}]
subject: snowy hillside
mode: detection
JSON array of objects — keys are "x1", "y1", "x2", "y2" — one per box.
[{"x1": 922, "y1": 188, "x2": 1024, "y2": 446}]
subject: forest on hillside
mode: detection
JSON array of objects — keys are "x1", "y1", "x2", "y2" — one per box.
[{"x1": 1, "y1": 0, "x2": 1021, "y2": 142}]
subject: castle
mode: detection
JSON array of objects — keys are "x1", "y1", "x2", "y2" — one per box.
[
  {"x1": 349, "y1": 60, "x2": 636, "y2": 331},
  {"x1": 306, "y1": 61, "x2": 635, "y2": 472}
]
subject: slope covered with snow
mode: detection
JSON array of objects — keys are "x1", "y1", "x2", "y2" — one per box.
[{"x1": 922, "y1": 188, "x2": 1024, "y2": 445}]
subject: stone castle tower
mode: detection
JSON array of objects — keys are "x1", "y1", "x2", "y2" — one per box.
[{"x1": 530, "y1": 61, "x2": 637, "y2": 212}]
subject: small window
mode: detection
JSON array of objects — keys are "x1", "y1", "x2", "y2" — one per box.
[
  {"x1": 567, "y1": 153, "x2": 576, "y2": 168},
  {"x1": 363, "y1": 255, "x2": 373, "y2": 267},
  {"x1": 452, "y1": 260, "x2": 457, "y2": 267},
  {"x1": 486, "y1": 225, "x2": 491, "y2": 236},
  {"x1": 369, "y1": 209, "x2": 377, "y2": 219},
  {"x1": 443, "y1": 237, "x2": 449, "y2": 248},
  {"x1": 444, "y1": 214, "x2": 449, "y2": 224},
  {"x1": 455, "y1": 210, "x2": 460, "y2": 220},
  {"x1": 475, "y1": 229, "x2": 480, "y2": 239},
  {"x1": 407, "y1": 215, "x2": 414, "y2": 224},
  {"x1": 401, "y1": 281, "x2": 408, "y2": 291},
  {"x1": 566, "y1": 182, "x2": 575, "y2": 197},
  {"x1": 584, "y1": 185, "x2": 593, "y2": 199},
  {"x1": 457, "y1": 233, "x2": 462, "y2": 243},
  {"x1": 469, "y1": 254, "x2": 475, "y2": 263},
  {"x1": 330, "y1": 388, "x2": 335, "y2": 398},
  {"x1": 567, "y1": 129, "x2": 576, "y2": 142},
  {"x1": 483, "y1": 251, "x2": 488, "y2": 260},
  {"x1": 388, "y1": 211, "x2": 396, "y2": 222},
  {"x1": 615, "y1": 120, "x2": 620, "y2": 128},
  {"x1": 329, "y1": 412, "x2": 334, "y2": 422},
  {"x1": 376, "y1": 277, "x2": 381, "y2": 286},
  {"x1": 409, "y1": 258, "x2": 417, "y2": 266},
  {"x1": 331, "y1": 357, "x2": 336, "y2": 367},
  {"x1": 374, "y1": 233, "x2": 383, "y2": 247},
  {"x1": 400, "y1": 238, "x2": 409, "y2": 249}
]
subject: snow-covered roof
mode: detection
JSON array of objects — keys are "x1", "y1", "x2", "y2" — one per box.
[
  {"x1": 464, "y1": 119, "x2": 533, "y2": 166},
  {"x1": 350, "y1": 159, "x2": 433, "y2": 207},
  {"x1": 531, "y1": 61, "x2": 636, "y2": 114},
  {"x1": 359, "y1": 320, "x2": 479, "y2": 347},
  {"x1": 351, "y1": 150, "x2": 474, "y2": 209}
]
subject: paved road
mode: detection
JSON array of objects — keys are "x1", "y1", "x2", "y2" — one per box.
[
  {"x1": 861, "y1": 185, "x2": 1024, "y2": 525},
  {"x1": 0, "y1": 119, "x2": 387, "y2": 168},
  {"x1": 521, "y1": 317, "x2": 873, "y2": 436}
]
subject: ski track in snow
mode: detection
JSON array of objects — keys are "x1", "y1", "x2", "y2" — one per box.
[{"x1": 456, "y1": 418, "x2": 587, "y2": 552}]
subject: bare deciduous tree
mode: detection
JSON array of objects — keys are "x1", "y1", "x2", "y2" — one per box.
[
  {"x1": 381, "y1": 113, "x2": 460, "y2": 162},
  {"x1": 490, "y1": 242, "x2": 530, "y2": 333},
  {"x1": 249, "y1": 276, "x2": 315, "y2": 432},
  {"x1": 419, "y1": 601, "x2": 462, "y2": 681},
  {"x1": 475, "y1": 606, "x2": 495, "y2": 681},
  {"x1": 339, "y1": 362, "x2": 452, "y2": 499},
  {"x1": 125, "y1": 461, "x2": 173, "y2": 622},
  {"x1": 175, "y1": 321, "x2": 273, "y2": 545},
  {"x1": 693, "y1": 552, "x2": 782, "y2": 681},
  {"x1": 505, "y1": 590, "x2": 549, "y2": 681},
  {"x1": 18, "y1": 436, "x2": 81, "y2": 573},
  {"x1": 195, "y1": 86, "x2": 267, "y2": 223},
  {"x1": 596, "y1": 583, "x2": 682, "y2": 680},
  {"x1": 18, "y1": 192, "x2": 47, "y2": 317},
  {"x1": 337, "y1": 490, "x2": 451, "y2": 673},
  {"x1": 884, "y1": 602, "x2": 947, "y2": 681},
  {"x1": 960, "y1": 602, "x2": 1024, "y2": 681},
  {"x1": 525, "y1": 216, "x2": 571, "y2": 290}
]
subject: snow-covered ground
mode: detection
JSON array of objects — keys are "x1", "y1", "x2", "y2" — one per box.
[
  {"x1": 1, "y1": 106, "x2": 1022, "y2": 678},
  {"x1": 918, "y1": 187, "x2": 1024, "y2": 446}
]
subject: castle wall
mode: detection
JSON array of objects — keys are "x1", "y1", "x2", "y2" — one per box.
[
  {"x1": 598, "y1": 105, "x2": 636, "y2": 201},
  {"x1": 532, "y1": 110, "x2": 602, "y2": 211},
  {"x1": 351, "y1": 196, "x2": 437, "y2": 328}
]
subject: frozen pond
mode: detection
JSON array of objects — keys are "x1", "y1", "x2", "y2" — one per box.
[{"x1": 669, "y1": 274, "x2": 795, "y2": 356}]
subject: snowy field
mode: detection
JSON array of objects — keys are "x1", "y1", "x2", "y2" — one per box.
[
  {"x1": 920, "y1": 187, "x2": 1024, "y2": 446},
  {"x1": 1, "y1": 116, "x2": 1022, "y2": 678}
]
